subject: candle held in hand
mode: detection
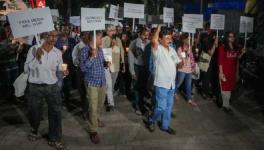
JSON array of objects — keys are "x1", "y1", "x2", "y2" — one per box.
[{"x1": 62, "y1": 64, "x2": 68, "y2": 71}]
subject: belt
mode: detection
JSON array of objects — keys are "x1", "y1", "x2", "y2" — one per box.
[{"x1": 29, "y1": 83, "x2": 54, "y2": 87}]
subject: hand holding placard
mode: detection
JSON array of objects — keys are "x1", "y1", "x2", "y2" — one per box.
[{"x1": 89, "y1": 48, "x2": 97, "y2": 59}]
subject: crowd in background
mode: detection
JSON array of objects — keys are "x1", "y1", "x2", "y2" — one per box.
[{"x1": 0, "y1": 20, "x2": 246, "y2": 148}]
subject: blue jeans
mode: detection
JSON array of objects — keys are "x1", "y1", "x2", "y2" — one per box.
[
  {"x1": 149, "y1": 86, "x2": 174, "y2": 130},
  {"x1": 175, "y1": 71, "x2": 192, "y2": 101}
]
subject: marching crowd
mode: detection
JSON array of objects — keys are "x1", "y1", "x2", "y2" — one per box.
[{"x1": 0, "y1": 21, "x2": 246, "y2": 149}]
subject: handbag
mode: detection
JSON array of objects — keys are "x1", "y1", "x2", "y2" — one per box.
[{"x1": 13, "y1": 73, "x2": 29, "y2": 97}]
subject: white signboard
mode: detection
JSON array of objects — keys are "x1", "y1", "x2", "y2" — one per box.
[
  {"x1": 184, "y1": 14, "x2": 203, "y2": 28},
  {"x1": 51, "y1": 9, "x2": 59, "y2": 17},
  {"x1": 109, "y1": 4, "x2": 119, "y2": 19},
  {"x1": 139, "y1": 15, "x2": 147, "y2": 25},
  {"x1": 102, "y1": 48, "x2": 112, "y2": 62},
  {"x1": 7, "y1": 7, "x2": 54, "y2": 38},
  {"x1": 163, "y1": 7, "x2": 174, "y2": 23},
  {"x1": 81, "y1": 8, "x2": 105, "y2": 31},
  {"x1": 124, "y1": 3, "x2": 144, "y2": 19},
  {"x1": 70, "y1": 16, "x2": 81, "y2": 26},
  {"x1": 210, "y1": 14, "x2": 225, "y2": 30},
  {"x1": 182, "y1": 16, "x2": 196, "y2": 33},
  {"x1": 117, "y1": 7, "x2": 124, "y2": 20},
  {"x1": 239, "y1": 16, "x2": 254, "y2": 33},
  {"x1": 138, "y1": 18, "x2": 146, "y2": 25},
  {"x1": 105, "y1": 20, "x2": 119, "y2": 26}
]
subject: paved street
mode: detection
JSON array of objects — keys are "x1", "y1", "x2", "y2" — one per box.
[{"x1": 0, "y1": 89, "x2": 264, "y2": 150}]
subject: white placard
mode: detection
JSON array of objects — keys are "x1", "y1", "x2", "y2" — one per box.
[
  {"x1": 117, "y1": 7, "x2": 124, "y2": 20},
  {"x1": 105, "y1": 20, "x2": 118, "y2": 26},
  {"x1": 102, "y1": 48, "x2": 112, "y2": 62},
  {"x1": 51, "y1": 9, "x2": 59, "y2": 17},
  {"x1": 7, "y1": 7, "x2": 54, "y2": 38},
  {"x1": 70, "y1": 16, "x2": 81, "y2": 26},
  {"x1": 109, "y1": 4, "x2": 119, "y2": 19},
  {"x1": 138, "y1": 18, "x2": 146, "y2": 25},
  {"x1": 139, "y1": 15, "x2": 147, "y2": 25},
  {"x1": 210, "y1": 14, "x2": 225, "y2": 30},
  {"x1": 81, "y1": 8, "x2": 105, "y2": 31},
  {"x1": 184, "y1": 14, "x2": 203, "y2": 28},
  {"x1": 163, "y1": 7, "x2": 174, "y2": 23},
  {"x1": 239, "y1": 16, "x2": 254, "y2": 33},
  {"x1": 182, "y1": 16, "x2": 196, "y2": 33},
  {"x1": 124, "y1": 3, "x2": 144, "y2": 19}
]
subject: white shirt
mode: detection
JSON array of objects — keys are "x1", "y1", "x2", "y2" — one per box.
[
  {"x1": 72, "y1": 41, "x2": 86, "y2": 67},
  {"x1": 153, "y1": 45, "x2": 181, "y2": 89},
  {"x1": 24, "y1": 45, "x2": 63, "y2": 85}
]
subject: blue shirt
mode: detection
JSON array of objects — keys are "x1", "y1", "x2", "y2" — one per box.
[{"x1": 79, "y1": 45, "x2": 106, "y2": 87}]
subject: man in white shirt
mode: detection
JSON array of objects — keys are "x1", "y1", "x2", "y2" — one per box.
[
  {"x1": 128, "y1": 28, "x2": 150, "y2": 115},
  {"x1": 24, "y1": 30, "x2": 68, "y2": 149},
  {"x1": 144, "y1": 26, "x2": 181, "y2": 135}
]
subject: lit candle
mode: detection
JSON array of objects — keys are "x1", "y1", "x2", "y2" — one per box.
[
  {"x1": 61, "y1": 63, "x2": 68, "y2": 71},
  {"x1": 62, "y1": 45, "x2": 68, "y2": 51},
  {"x1": 181, "y1": 52, "x2": 186, "y2": 58}
]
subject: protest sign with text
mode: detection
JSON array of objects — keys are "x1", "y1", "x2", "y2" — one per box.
[
  {"x1": 81, "y1": 8, "x2": 105, "y2": 31},
  {"x1": 7, "y1": 7, "x2": 54, "y2": 38},
  {"x1": 210, "y1": 14, "x2": 225, "y2": 30},
  {"x1": 109, "y1": 4, "x2": 119, "y2": 19},
  {"x1": 184, "y1": 14, "x2": 203, "y2": 29},
  {"x1": 51, "y1": 9, "x2": 59, "y2": 17},
  {"x1": 163, "y1": 7, "x2": 174, "y2": 23},
  {"x1": 239, "y1": 16, "x2": 254, "y2": 33},
  {"x1": 102, "y1": 48, "x2": 112, "y2": 62},
  {"x1": 182, "y1": 16, "x2": 196, "y2": 33},
  {"x1": 124, "y1": 3, "x2": 144, "y2": 19},
  {"x1": 70, "y1": 16, "x2": 81, "y2": 26}
]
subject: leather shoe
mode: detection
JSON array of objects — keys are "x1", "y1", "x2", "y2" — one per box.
[{"x1": 89, "y1": 132, "x2": 100, "y2": 144}]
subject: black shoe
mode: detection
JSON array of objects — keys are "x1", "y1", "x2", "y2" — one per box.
[
  {"x1": 160, "y1": 127, "x2": 176, "y2": 135},
  {"x1": 222, "y1": 107, "x2": 234, "y2": 115},
  {"x1": 106, "y1": 106, "x2": 115, "y2": 112},
  {"x1": 28, "y1": 129, "x2": 40, "y2": 141},
  {"x1": 143, "y1": 118, "x2": 155, "y2": 132},
  {"x1": 109, "y1": 106, "x2": 115, "y2": 112}
]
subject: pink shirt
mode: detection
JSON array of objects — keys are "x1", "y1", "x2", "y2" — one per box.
[{"x1": 177, "y1": 46, "x2": 194, "y2": 74}]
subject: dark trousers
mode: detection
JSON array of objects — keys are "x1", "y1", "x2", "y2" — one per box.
[
  {"x1": 26, "y1": 83, "x2": 62, "y2": 142},
  {"x1": 76, "y1": 67, "x2": 88, "y2": 113},
  {"x1": 132, "y1": 65, "x2": 148, "y2": 113},
  {"x1": 200, "y1": 70, "x2": 211, "y2": 95}
]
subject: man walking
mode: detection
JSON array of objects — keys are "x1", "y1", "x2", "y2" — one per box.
[
  {"x1": 79, "y1": 31, "x2": 106, "y2": 144},
  {"x1": 25, "y1": 30, "x2": 68, "y2": 150}
]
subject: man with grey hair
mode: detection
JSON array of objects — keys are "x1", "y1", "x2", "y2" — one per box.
[
  {"x1": 128, "y1": 27, "x2": 150, "y2": 115},
  {"x1": 25, "y1": 30, "x2": 68, "y2": 149}
]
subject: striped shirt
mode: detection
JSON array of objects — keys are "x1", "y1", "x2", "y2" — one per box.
[{"x1": 79, "y1": 45, "x2": 106, "y2": 87}]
